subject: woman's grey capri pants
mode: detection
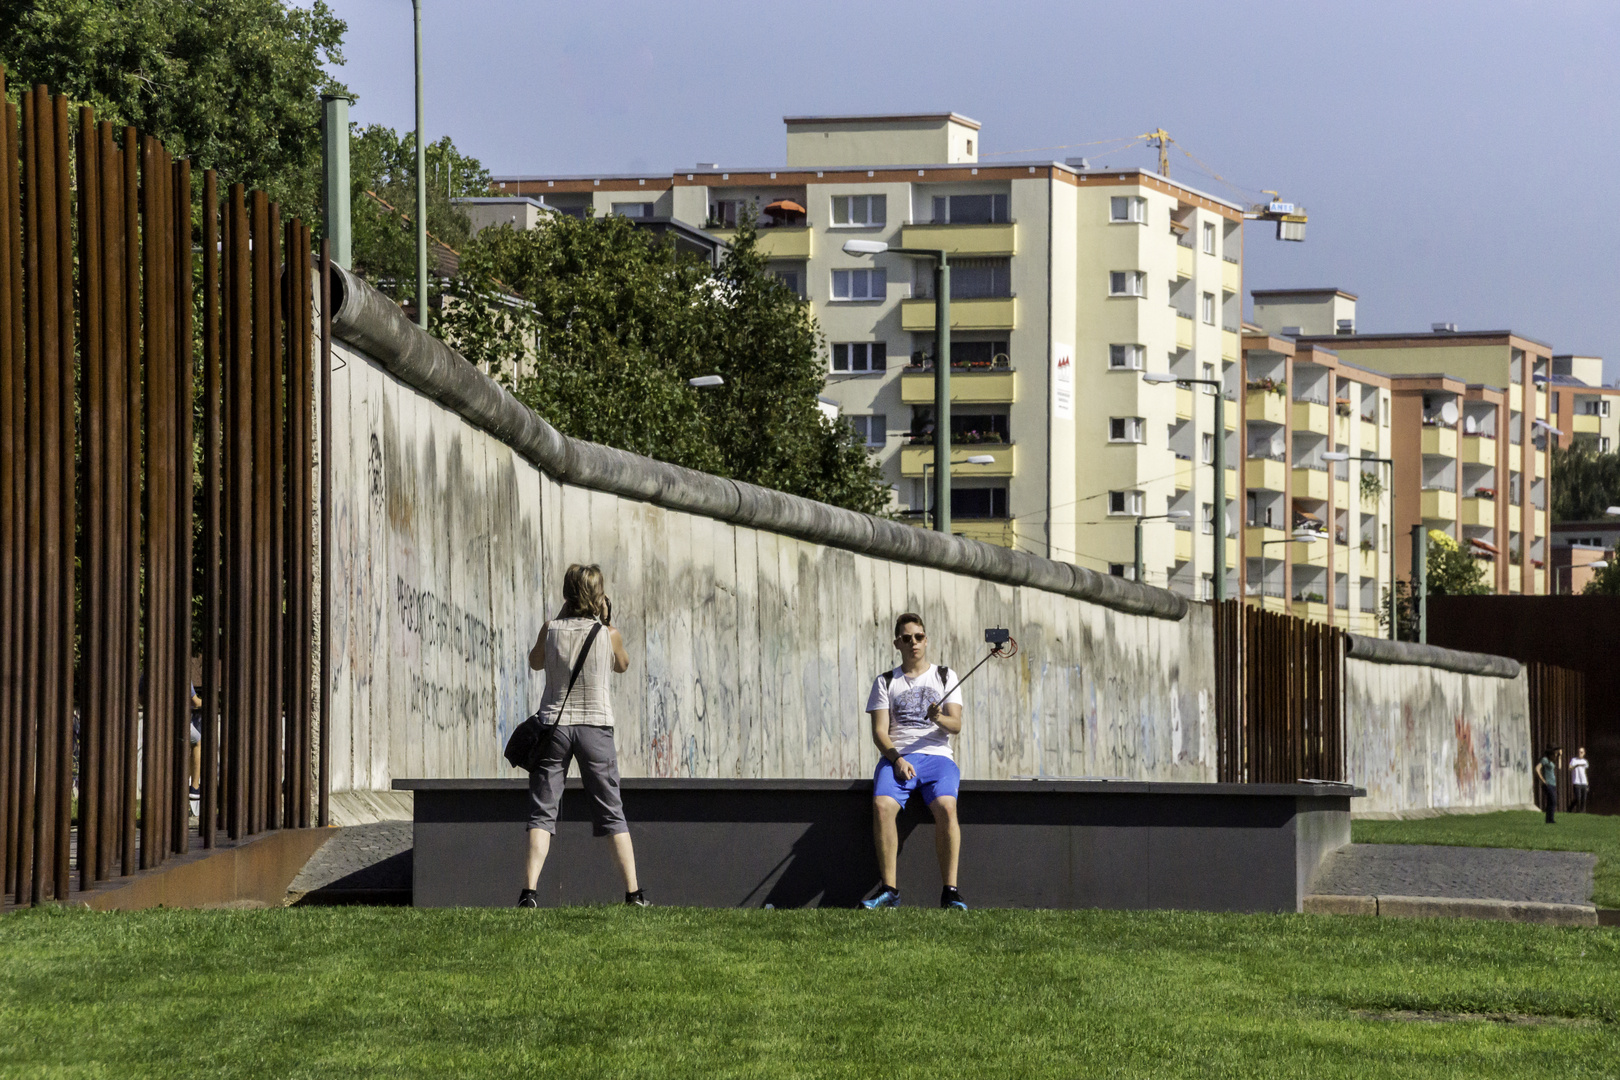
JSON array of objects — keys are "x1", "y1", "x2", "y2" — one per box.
[{"x1": 527, "y1": 723, "x2": 628, "y2": 835}]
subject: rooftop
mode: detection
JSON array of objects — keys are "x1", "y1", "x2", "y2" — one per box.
[
  {"x1": 783, "y1": 112, "x2": 981, "y2": 130},
  {"x1": 1251, "y1": 287, "x2": 1359, "y2": 301}
]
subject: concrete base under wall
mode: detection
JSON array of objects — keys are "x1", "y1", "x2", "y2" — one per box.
[{"x1": 396, "y1": 778, "x2": 1359, "y2": 913}]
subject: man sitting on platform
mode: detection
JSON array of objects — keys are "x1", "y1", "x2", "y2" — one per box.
[{"x1": 862, "y1": 612, "x2": 967, "y2": 911}]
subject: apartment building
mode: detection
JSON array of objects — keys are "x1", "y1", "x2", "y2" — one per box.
[
  {"x1": 489, "y1": 113, "x2": 1245, "y2": 594},
  {"x1": 1251, "y1": 289, "x2": 1552, "y2": 596},
  {"x1": 1548, "y1": 354, "x2": 1619, "y2": 454},
  {"x1": 1238, "y1": 325, "x2": 1394, "y2": 632}
]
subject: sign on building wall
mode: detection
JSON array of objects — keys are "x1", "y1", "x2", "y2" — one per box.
[{"x1": 1053, "y1": 343, "x2": 1074, "y2": 419}]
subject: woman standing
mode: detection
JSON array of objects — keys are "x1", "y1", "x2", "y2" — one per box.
[{"x1": 518, "y1": 564, "x2": 648, "y2": 908}]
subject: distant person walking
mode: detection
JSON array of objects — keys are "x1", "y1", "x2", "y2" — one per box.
[
  {"x1": 1569, "y1": 748, "x2": 1590, "y2": 813},
  {"x1": 862, "y1": 612, "x2": 967, "y2": 911},
  {"x1": 1536, "y1": 748, "x2": 1559, "y2": 824},
  {"x1": 517, "y1": 564, "x2": 648, "y2": 908}
]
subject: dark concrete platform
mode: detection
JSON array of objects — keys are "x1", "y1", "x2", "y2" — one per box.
[
  {"x1": 1310, "y1": 843, "x2": 1596, "y2": 906},
  {"x1": 394, "y1": 777, "x2": 1360, "y2": 913}
]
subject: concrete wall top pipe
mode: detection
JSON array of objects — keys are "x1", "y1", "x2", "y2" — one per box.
[
  {"x1": 329, "y1": 266, "x2": 1188, "y2": 621},
  {"x1": 1344, "y1": 634, "x2": 1521, "y2": 679}
]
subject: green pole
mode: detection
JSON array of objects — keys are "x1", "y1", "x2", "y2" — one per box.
[
  {"x1": 1134, "y1": 517, "x2": 1145, "y2": 584},
  {"x1": 412, "y1": 0, "x2": 428, "y2": 330},
  {"x1": 320, "y1": 96, "x2": 352, "y2": 269},
  {"x1": 1411, "y1": 523, "x2": 1427, "y2": 643},
  {"x1": 1212, "y1": 383, "x2": 1227, "y2": 601},
  {"x1": 934, "y1": 255, "x2": 951, "y2": 535}
]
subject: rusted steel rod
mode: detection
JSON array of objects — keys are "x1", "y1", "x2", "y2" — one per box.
[
  {"x1": 318, "y1": 236, "x2": 331, "y2": 828},
  {"x1": 0, "y1": 72, "x2": 19, "y2": 898},
  {"x1": 225, "y1": 184, "x2": 250, "y2": 840},
  {"x1": 249, "y1": 190, "x2": 271, "y2": 836},
  {"x1": 96, "y1": 121, "x2": 125, "y2": 881},
  {"x1": 267, "y1": 202, "x2": 284, "y2": 831},
  {"x1": 76, "y1": 105, "x2": 105, "y2": 891},
  {"x1": 201, "y1": 170, "x2": 220, "y2": 848},
  {"x1": 172, "y1": 156, "x2": 194, "y2": 855},
  {"x1": 15, "y1": 86, "x2": 39, "y2": 906},
  {"x1": 119, "y1": 126, "x2": 140, "y2": 875},
  {"x1": 293, "y1": 223, "x2": 314, "y2": 827},
  {"x1": 50, "y1": 91, "x2": 74, "y2": 901}
]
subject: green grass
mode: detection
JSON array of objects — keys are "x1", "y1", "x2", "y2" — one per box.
[
  {"x1": 3, "y1": 907, "x2": 1619, "y2": 1078},
  {"x1": 1353, "y1": 811, "x2": 1620, "y2": 908}
]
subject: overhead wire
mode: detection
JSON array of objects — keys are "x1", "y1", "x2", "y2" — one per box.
[{"x1": 981, "y1": 135, "x2": 1147, "y2": 159}]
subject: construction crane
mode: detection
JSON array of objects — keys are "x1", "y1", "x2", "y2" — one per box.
[{"x1": 1137, "y1": 129, "x2": 1308, "y2": 242}]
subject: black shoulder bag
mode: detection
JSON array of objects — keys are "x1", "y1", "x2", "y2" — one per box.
[{"x1": 503, "y1": 622, "x2": 604, "y2": 772}]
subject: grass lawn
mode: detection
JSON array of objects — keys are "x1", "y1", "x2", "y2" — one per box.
[
  {"x1": 1353, "y1": 811, "x2": 1620, "y2": 908},
  {"x1": 3, "y1": 906, "x2": 1619, "y2": 1078}
]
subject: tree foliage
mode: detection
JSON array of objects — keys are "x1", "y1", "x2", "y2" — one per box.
[
  {"x1": 1424, "y1": 529, "x2": 1490, "y2": 596},
  {"x1": 440, "y1": 215, "x2": 890, "y2": 515},
  {"x1": 1583, "y1": 553, "x2": 1620, "y2": 595},
  {"x1": 1552, "y1": 442, "x2": 1620, "y2": 522},
  {"x1": 0, "y1": 0, "x2": 348, "y2": 223},
  {"x1": 349, "y1": 125, "x2": 490, "y2": 308}
]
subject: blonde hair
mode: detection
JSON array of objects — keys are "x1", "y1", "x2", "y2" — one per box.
[{"x1": 561, "y1": 564, "x2": 610, "y2": 623}]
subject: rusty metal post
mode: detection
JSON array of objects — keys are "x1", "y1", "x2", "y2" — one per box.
[
  {"x1": 140, "y1": 135, "x2": 170, "y2": 869},
  {"x1": 249, "y1": 190, "x2": 271, "y2": 836},
  {"x1": 172, "y1": 156, "x2": 194, "y2": 854},
  {"x1": 120, "y1": 126, "x2": 140, "y2": 873},
  {"x1": 15, "y1": 87, "x2": 38, "y2": 905},
  {"x1": 96, "y1": 121, "x2": 125, "y2": 880},
  {"x1": 201, "y1": 170, "x2": 220, "y2": 848},
  {"x1": 318, "y1": 237, "x2": 331, "y2": 828},
  {"x1": 0, "y1": 73, "x2": 18, "y2": 897},
  {"x1": 225, "y1": 184, "x2": 250, "y2": 840},
  {"x1": 50, "y1": 92, "x2": 75, "y2": 901},
  {"x1": 267, "y1": 202, "x2": 284, "y2": 831},
  {"x1": 293, "y1": 223, "x2": 314, "y2": 827},
  {"x1": 76, "y1": 105, "x2": 104, "y2": 890}
]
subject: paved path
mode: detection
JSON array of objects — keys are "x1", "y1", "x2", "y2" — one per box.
[
  {"x1": 1311, "y1": 844, "x2": 1595, "y2": 906},
  {"x1": 288, "y1": 821, "x2": 412, "y2": 899}
]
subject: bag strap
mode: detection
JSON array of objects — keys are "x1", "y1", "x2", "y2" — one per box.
[{"x1": 555, "y1": 622, "x2": 604, "y2": 719}]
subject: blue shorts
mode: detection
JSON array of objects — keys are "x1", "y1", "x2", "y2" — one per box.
[{"x1": 872, "y1": 753, "x2": 960, "y2": 806}]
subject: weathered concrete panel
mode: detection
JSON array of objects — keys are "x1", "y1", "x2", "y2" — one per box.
[{"x1": 1344, "y1": 657, "x2": 1533, "y2": 816}]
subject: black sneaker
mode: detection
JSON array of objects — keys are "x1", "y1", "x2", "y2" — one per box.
[
  {"x1": 941, "y1": 886, "x2": 967, "y2": 911},
  {"x1": 626, "y1": 889, "x2": 651, "y2": 907},
  {"x1": 517, "y1": 888, "x2": 538, "y2": 909}
]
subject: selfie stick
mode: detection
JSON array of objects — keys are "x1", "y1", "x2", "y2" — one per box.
[{"x1": 938, "y1": 632, "x2": 1019, "y2": 701}]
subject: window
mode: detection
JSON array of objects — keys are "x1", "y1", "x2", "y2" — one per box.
[
  {"x1": 1110, "y1": 196, "x2": 1146, "y2": 223},
  {"x1": 846, "y1": 414, "x2": 887, "y2": 448},
  {"x1": 947, "y1": 340, "x2": 1010, "y2": 367},
  {"x1": 1201, "y1": 292, "x2": 1215, "y2": 325},
  {"x1": 1202, "y1": 222, "x2": 1216, "y2": 255},
  {"x1": 917, "y1": 257, "x2": 1010, "y2": 299},
  {"x1": 709, "y1": 199, "x2": 746, "y2": 227},
  {"x1": 1202, "y1": 361, "x2": 1216, "y2": 394},
  {"x1": 1109, "y1": 271, "x2": 1147, "y2": 297},
  {"x1": 1604, "y1": 437, "x2": 1614, "y2": 453},
  {"x1": 952, "y1": 486, "x2": 1009, "y2": 519},
  {"x1": 933, "y1": 194, "x2": 1009, "y2": 224},
  {"x1": 1109, "y1": 563, "x2": 1134, "y2": 580},
  {"x1": 1108, "y1": 490, "x2": 1144, "y2": 516},
  {"x1": 1201, "y1": 432, "x2": 1214, "y2": 464},
  {"x1": 773, "y1": 269, "x2": 801, "y2": 295},
  {"x1": 1109, "y1": 416, "x2": 1145, "y2": 443},
  {"x1": 1203, "y1": 503, "x2": 1215, "y2": 535},
  {"x1": 966, "y1": 138, "x2": 974, "y2": 156},
  {"x1": 1109, "y1": 343, "x2": 1145, "y2": 370},
  {"x1": 611, "y1": 202, "x2": 653, "y2": 218},
  {"x1": 830, "y1": 342, "x2": 887, "y2": 373},
  {"x1": 831, "y1": 194, "x2": 886, "y2": 227},
  {"x1": 831, "y1": 268, "x2": 886, "y2": 301}
]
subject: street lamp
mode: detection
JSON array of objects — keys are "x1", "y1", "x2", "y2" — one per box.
[
  {"x1": 1325, "y1": 451, "x2": 1397, "y2": 639},
  {"x1": 845, "y1": 238, "x2": 954, "y2": 533},
  {"x1": 921, "y1": 454, "x2": 996, "y2": 530},
  {"x1": 1258, "y1": 529, "x2": 1328, "y2": 614},
  {"x1": 1134, "y1": 511, "x2": 1192, "y2": 585},
  {"x1": 1143, "y1": 372, "x2": 1228, "y2": 600},
  {"x1": 1606, "y1": 506, "x2": 1620, "y2": 516},
  {"x1": 688, "y1": 375, "x2": 725, "y2": 388}
]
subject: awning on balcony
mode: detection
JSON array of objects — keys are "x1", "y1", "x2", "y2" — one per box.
[
  {"x1": 764, "y1": 199, "x2": 806, "y2": 215},
  {"x1": 1468, "y1": 537, "x2": 1499, "y2": 557}
]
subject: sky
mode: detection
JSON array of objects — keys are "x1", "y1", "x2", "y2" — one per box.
[{"x1": 320, "y1": 0, "x2": 1619, "y2": 383}]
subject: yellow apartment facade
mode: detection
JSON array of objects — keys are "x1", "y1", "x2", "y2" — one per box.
[
  {"x1": 491, "y1": 113, "x2": 1246, "y2": 596},
  {"x1": 1549, "y1": 354, "x2": 1619, "y2": 454}
]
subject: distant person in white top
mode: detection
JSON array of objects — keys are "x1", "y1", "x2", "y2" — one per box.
[
  {"x1": 1569, "y1": 748, "x2": 1590, "y2": 813},
  {"x1": 862, "y1": 612, "x2": 967, "y2": 911}
]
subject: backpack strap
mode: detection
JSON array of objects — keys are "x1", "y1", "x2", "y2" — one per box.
[{"x1": 881, "y1": 669, "x2": 894, "y2": 692}]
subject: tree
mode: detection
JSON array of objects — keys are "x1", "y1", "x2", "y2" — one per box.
[
  {"x1": 1424, "y1": 529, "x2": 1490, "y2": 596},
  {"x1": 1583, "y1": 552, "x2": 1620, "y2": 595},
  {"x1": 1552, "y1": 442, "x2": 1620, "y2": 522},
  {"x1": 0, "y1": 0, "x2": 348, "y2": 224},
  {"x1": 349, "y1": 125, "x2": 490, "y2": 309},
  {"x1": 440, "y1": 215, "x2": 890, "y2": 515}
]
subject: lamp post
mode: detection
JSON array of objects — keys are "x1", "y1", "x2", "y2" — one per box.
[
  {"x1": 1134, "y1": 510, "x2": 1192, "y2": 585},
  {"x1": 845, "y1": 239, "x2": 952, "y2": 532},
  {"x1": 1258, "y1": 529, "x2": 1327, "y2": 614},
  {"x1": 1143, "y1": 373, "x2": 1227, "y2": 600},
  {"x1": 412, "y1": 0, "x2": 428, "y2": 329},
  {"x1": 1325, "y1": 452, "x2": 1397, "y2": 638},
  {"x1": 922, "y1": 454, "x2": 996, "y2": 530}
]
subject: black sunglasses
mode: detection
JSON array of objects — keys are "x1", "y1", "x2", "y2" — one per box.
[{"x1": 897, "y1": 633, "x2": 926, "y2": 644}]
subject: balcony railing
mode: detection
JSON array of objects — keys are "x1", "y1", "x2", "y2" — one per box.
[{"x1": 1422, "y1": 481, "x2": 1457, "y2": 492}]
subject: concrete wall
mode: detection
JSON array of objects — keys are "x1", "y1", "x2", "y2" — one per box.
[
  {"x1": 1344, "y1": 653, "x2": 1533, "y2": 817},
  {"x1": 325, "y1": 273, "x2": 1217, "y2": 792}
]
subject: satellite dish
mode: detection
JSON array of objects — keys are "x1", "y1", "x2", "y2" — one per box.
[
  {"x1": 1439, "y1": 400, "x2": 1459, "y2": 426},
  {"x1": 1464, "y1": 414, "x2": 1478, "y2": 435},
  {"x1": 1270, "y1": 431, "x2": 1286, "y2": 457}
]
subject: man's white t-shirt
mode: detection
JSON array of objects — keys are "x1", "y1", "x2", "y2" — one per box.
[
  {"x1": 1570, "y1": 756, "x2": 1590, "y2": 786},
  {"x1": 866, "y1": 664, "x2": 963, "y2": 759}
]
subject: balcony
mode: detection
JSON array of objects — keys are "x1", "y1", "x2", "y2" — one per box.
[
  {"x1": 1246, "y1": 525, "x2": 1286, "y2": 553},
  {"x1": 1359, "y1": 423, "x2": 1381, "y2": 452},
  {"x1": 1296, "y1": 543, "x2": 1329, "y2": 569},
  {"x1": 1246, "y1": 457, "x2": 1286, "y2": 492},
  {"x1": 900, "y1": 370, "x2": 1017, "y2": 405},
  {"x1": 1535, "y1": 567, "x2": 1546, "y2": 594},
  {"x1": 1222, "y1": 329, "x2": 1240, "y2": 362},
  {"x1": 1358, "y1": 546, "x2": 1378, "y2": 577},
  {"x1": 951, "y1": 518, "x2": 1016, "y2": 547},
  {"x1": 1574, "y1": 413, "x2": 1601, "y2": 435},
  {"x1": 1176, "y1": 313, "x2": 1194, "y2": 350},
  {"x1": 899, "y1": 442, "x2": 1015, "y2": 478},
  {"x1": 1225, "y1": 467, "x2": 1238, "y2": 501},
  {"x1": 1175, "y1": 457, "x2": 1193, "y2": 490},
  {"x1": 708, "y1": 226, "x2": 812, "y2": 259},
  {"x1": 1460, "y1": 496, "x2": 1494, "y2": 527},
  {"x1": 1460, "y1": 434, "x2": 1496, "y2": 465},
  {"x1": 1246, "y1": 388, "x2": 1287, "y2": 425},
  {"x1": 901, "y1": 297, "x2": 1016, "y2": 332},
  {"x1": 1221, "y1": 259, "x2": 1240, "y2": 293},
  {"x1": 1510, "y1": 383, "x2": 1523, "y2": 412},
  {"x1": 1290, "y1": 600, "x2": 1331, "y2": 623},
  {"x1": 1176, "y1": 386, "x2": 1194, "y2": 420},
  {"x1": 1292, "y1": 400, "x2": 1330, "y2": 435},
  {"x1": 1420, "y1": 488, "x2": 1457, "y2": 520},
  {"x1": 1421, "y1": 425, "x2": 1458, "y2": 457},
  {"x1": 1224, "y1": 398, "x2": 1238, "y2": 431},
  {"x1": 899, "y1": 222, "x2": 1016, "y2": 257},
  {"x1": 1292, "y1": 467, "x2": 1329, "y2": 501},
  {"x1": 1175, "y1": 528, "x2": 1193, "y2": 562},
  {"x1": 1333, "y1": 546, "x2": 1349, "y2": 574},
  {"x1": 1176, "y1": 245, "x2": 1195, "y2": 279},
  {"x1": 1535, "y1": 508, "x2": 1546, "y2": 534}
]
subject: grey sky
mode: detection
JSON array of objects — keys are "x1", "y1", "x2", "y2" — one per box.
[{"x1": 324, "y1": 0, "x2": 1619, "y2": 382}]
